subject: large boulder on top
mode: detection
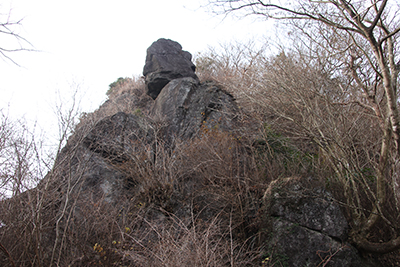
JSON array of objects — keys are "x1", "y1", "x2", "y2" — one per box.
[{"x1": 143, "y1": 38, "x2": 198, "y2": 99}]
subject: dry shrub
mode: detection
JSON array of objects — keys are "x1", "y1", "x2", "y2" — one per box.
[
  {"x1": 195, "y1": 41, "x2": 270, "y2": 120},
  {"x1": 25, "y1": 117, "x2": 264, "y2": 266},
  {"x1": 196, "y1": 40, "x2": 400, "y2": 259},
  {"x1": 103, "y1": 126, "x2": 267, "y2": 266},
  {"x1": 73, "y1": 76, "x2": 153, "y2": 138},
  {"x1": 173, "y1": 126, "x2": 266, "y2": 243},
  {"x1": 53, "y1": 196, "x2": 261, "y2": 267},
  {"x1": 4, "y1": 38, "x2": 399, "y2": 265},
  {"x1": 107, "y1": 76, "x2": 145, "y2": 98},
  {"x1": 100, "y1": 76, "x2": 152, "y2": 116}
]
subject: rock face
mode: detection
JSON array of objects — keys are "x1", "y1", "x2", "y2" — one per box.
[
  {"x1": 83, "y1": 112, "x2": 154, "y2": 163},
  {"x1": 266, "y1": 178, "x2": 348, "y2": 241},
  {"x1": 262, "y1": 177, "x2": 372, "y2": 267},
  {"x1": 151, "y1": 77, "x2": 239, "y2": 140},
  {"x1": 143, "y1": 38, "x2": 198, "y2": 99}
]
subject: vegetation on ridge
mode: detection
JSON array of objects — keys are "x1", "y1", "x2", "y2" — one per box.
[{"x1": 1, "y1": 0, "x2": 400, "y2": 265}]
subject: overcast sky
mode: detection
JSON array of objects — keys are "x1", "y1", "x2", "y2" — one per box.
[{"x1": 1, "y1": 0, "x2": 272, "y2": 142}]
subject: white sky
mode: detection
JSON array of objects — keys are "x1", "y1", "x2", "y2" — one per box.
[{"x1": 0, "y1": 0, "x2": 273, "y2": 142}]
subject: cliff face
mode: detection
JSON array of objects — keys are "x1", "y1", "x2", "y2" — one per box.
[{"x1": 1, "y1": 39, "x2": 376, "y2": 266}]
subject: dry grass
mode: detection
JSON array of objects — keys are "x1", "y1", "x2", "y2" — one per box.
[
  {"x1": 1, "y1": 41, "x2": 400, "y2": 266},
  {"x1": 0, "y1": 102, "x2": 269, "y2": 266},
  {"x1": 196, "y1": 41, "x2": 400, "y2": 259}
]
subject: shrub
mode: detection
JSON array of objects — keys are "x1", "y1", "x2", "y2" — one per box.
[{"x1": 107, "y1": 77, "x2": 126, "y2": 95}]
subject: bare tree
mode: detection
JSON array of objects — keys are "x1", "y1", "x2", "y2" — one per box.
[
  {"x1": 0, "y1": 84, "x2": 89, "y2": 266},
  {"x1": 0, "y1": 6, "x2": 33, "y2": 65},
  {"x1": 0, "y1": 110, "x2": 44, "y2": 199},
  {"x1": 205, "y1": 0, "x2": 400, "y2": 253}
]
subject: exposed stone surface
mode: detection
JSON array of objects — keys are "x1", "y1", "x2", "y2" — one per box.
[
  {"x1": 51, "y1": 40, "x2": 368, "y2": 266},
  {"x1": 143, "y1": 38, "x2": 198, "y2": 99},
  {"x1": 52, "y1": 77, "x2": 240, "y2": 204},
  {"x1": 269, "y1": 219, "x2": 363, "y2": 267},
  {"x1": 262, "y1": 177, "x2": 375, "y2": 267},
  {"x1": 151, "y1": 77, "x2": 240, "y2": 140},
  {"x1": 266, "y1": 178, "x2": 348, "y2": 240},
  {"x1": 83, "y1": 112, "x2": 153, "y2": 163}
]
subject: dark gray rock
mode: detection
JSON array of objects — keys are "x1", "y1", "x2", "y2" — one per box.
[
  {"x1": 78, "y1": 152, "x2": 126, "y2": 203},
  {"x1": 51, "y1": 76, "x2": 240, "y2": 204},
  {"x1": 45, "y1": 112, "x2": 155, "y2": 204},
  {"x1": 83, "y1": 112, "x2": 153, "y2": 163},
  {"x1": 143, "y1": 38, "x2": 198, "y2": 99},
  {"x1": 151, "y1": 78, "x2": 240, "y2": 141},
  {"x1": 267, "y1": 179, "x2": 348, "y2": 240},
  {"x1": 262, "y1": 177, "x2": 371, "y2": 267},
  {"x1": 268, "y1": 219, "x2": 363, "y2": 267}
]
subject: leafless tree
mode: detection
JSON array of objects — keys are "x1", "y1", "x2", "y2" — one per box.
[
  {"x1": 205, "y1": 0, "x2": 400, "y2": 253},
  {"x1": 0, "y1": 6, "x2": 33, "y2": 65},
  {"x1": 0, "y1": 110, "x2": 44, "y2": 199},
  {"x1": 0, "y1": 85, "x2": 89, "y2": 266}
]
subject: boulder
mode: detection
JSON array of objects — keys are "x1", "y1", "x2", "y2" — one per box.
[
  {"x1": 83, "y1": 112, "x2": 153, "y2": 163},
  {"x1": 44, "y1": 112, "x2": 154, "y2": 204},
  {"x1": 143, "y1": 38, "x2": 198, "y2": 99},
  {"x1": 262, "y1": 177, "x2": 374, "y2": 267},
  {"x1": 269, "y1": 219, "x2": 361, "y2": 267},
  {"x1": 151, "y1": 78, "x2": 240, "y2": 140},
  {"x1": 52, "y1": 76, "x2": 240, "y2": 203},
  {"x1": 265, "y1": 177, "x2": 348, "y2": 241},
  {"x1": 44, "y1": 59, "x2": 239, "y2": 205}
]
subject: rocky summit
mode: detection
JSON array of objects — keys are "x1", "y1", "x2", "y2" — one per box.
[
  {"x1": 143, "y1": 38, "x2": 198, "y2": 99},
  {"x1": 0, "y1": 39, "x2": 380, "y2": 267}
]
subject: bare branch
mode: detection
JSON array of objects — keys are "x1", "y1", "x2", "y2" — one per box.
[
  {"x1": 206, "y1": 0, "x2": 400, "y2": 254},
  {"x1": 368, "y1": 0, "x2": 388, "y2": 31},
  {"x1": 380, "y1": 25, "x2": 400, "y2": 44},
  {"x1": 0, "y1": 9, "x2": 34, "y2": 65}
]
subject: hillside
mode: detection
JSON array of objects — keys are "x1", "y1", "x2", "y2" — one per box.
[{"x1": 1, "y1": 38, "x2": 399, "y2": 266}]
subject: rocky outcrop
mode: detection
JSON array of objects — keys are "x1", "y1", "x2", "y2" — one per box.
[
  {"x1": 53, "y1": 39, "x2": 368, "y2": 266},
  {"x1": 143, "y1": 38, "x2": 198, "y2": 99},
  {"x1": 50, "y1": 40, "x2": 241, "y2": 205},
  {"x1": 262, "y1": 177, "x2": 375, "y2": 267},
  {"x1": 2, "y1": 39, "x2": 378, "y2": 266},
  {"x1": 265, "y1": 178, "x2": 348, "y2": 241}
]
